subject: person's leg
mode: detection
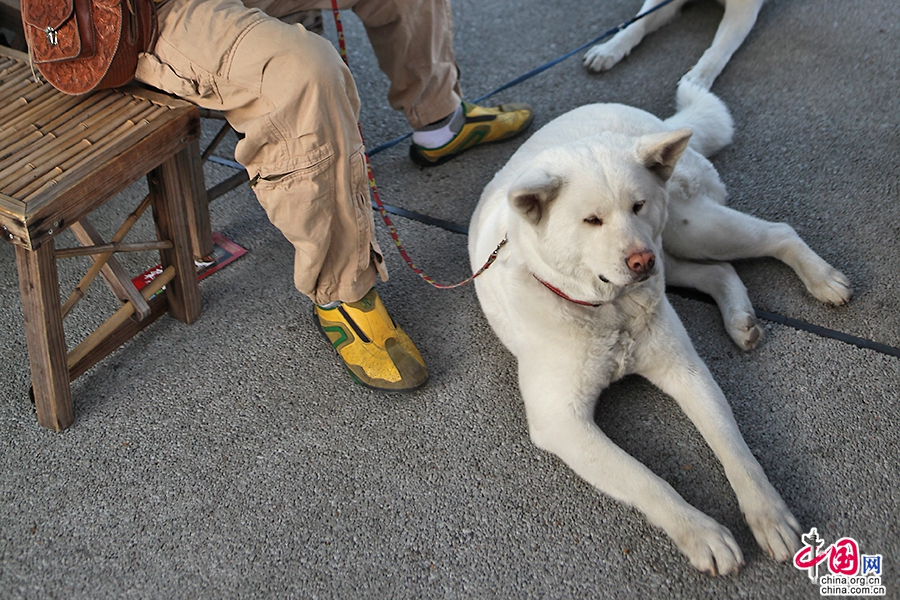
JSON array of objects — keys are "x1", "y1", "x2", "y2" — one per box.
[
  {"x1": 350, "y1": 0, "x2": 535, "y2": 165},
  {"x1": 249, "y1": 0, "x2": 534, "y2": 165},
  {"x1": 136, "y1": 0, "x2": 427, "y2": 390},
  {"x1": 352, "y1": 0, "x2": 460, "y2": 128},
  {"x1": 242, "y1": 0, "x2": 324, "y2": 32}
]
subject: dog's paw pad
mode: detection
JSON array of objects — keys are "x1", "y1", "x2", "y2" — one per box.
[
  {"x1": 673, "y1": 513, "x2": 744, "y2": 576},
  {"x1": 583, "y1": 43, "x2": 626, "y2": 73},
  {"x1": 726, "y1": 312, "x2": 762, "y2": 351}
]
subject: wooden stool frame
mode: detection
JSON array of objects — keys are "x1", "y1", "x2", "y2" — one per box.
[{"x1": 0, "y1": 47, "x2": 212, "y2": 431}]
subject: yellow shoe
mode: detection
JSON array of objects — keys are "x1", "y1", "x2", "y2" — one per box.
[
  {"x1": 409, "y1": 101, "x2": 534, "y2": 167},
  {"x1": 315, "y1": 288, "x2": 429, "y2": 392}
]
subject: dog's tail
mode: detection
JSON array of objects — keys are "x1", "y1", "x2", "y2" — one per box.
[{"x1": 663, "y1": 80, "x2": 734, "y2": 157}]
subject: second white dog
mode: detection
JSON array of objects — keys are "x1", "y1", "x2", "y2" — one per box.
[
  {"x1": 584, "y1": 0, "x2": 766, "y2": 90},
  {"x1": 468, "y1": 82, "x2": 850, "y2": 574}
]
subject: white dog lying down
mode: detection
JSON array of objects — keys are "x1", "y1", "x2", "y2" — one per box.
[
  {"x1": 584, "y1": 0, "x2": 766, "y2": 90},
  {"x1": 468, "y1": 82, "x2": 851, "y2": 574}
]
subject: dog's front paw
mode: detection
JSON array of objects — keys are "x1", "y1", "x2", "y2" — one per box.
[
  {"x1": 583, "y1": 42, "x2": 628, "y2": 73},
  {"x1": 742, "y1": 494, "x2": 803, "y2": 562},
  {"x1": 805, "y1": 265, "x2": 852, "y2": 307},
  {"x1": 725, "y1": 310, "x2": 763, "y2": 351},
  {"x1": 670, "y1": 510, "x2": 745, "y2": 576}
]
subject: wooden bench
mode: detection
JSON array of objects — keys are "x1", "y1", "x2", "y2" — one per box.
[{"x1": 0, "y1": 46, "x2": 211, "y2": 431}]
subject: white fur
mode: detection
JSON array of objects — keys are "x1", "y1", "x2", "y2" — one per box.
[
  {"x1": 584, "y1": 0, "x2": 766, "y2": 90},
  {"x1": 468, "y1": 82, "x2": 851, "y2": 575}
]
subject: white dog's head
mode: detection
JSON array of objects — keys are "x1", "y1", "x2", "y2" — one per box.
[{"x1": 507, "y1": 128, "x2": 692, "y2": 303}]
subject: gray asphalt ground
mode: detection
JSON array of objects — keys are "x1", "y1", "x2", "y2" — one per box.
[{"x1": 2, "y1": 0, "x2": 898, "y2": 598}]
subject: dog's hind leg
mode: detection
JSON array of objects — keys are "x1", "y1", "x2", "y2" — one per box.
[
  {"x1": 583, "y1": 0, "x2": 688, "y2": 73},
  {"x1": 518, "y1": 357, "x2": 744, "y2": 575},
  {"x1": 636, "y1": 302, "x2": 802, "y2": 563},
  {"x1": 680, "y1": 0, "x2": 765, "y2": 89},
  {"x1": 663, "y1": 201, "x2": 853, "y2": 306},
  {"x1": 664, "y1": 253, "x2": 762, "y2": 350}
]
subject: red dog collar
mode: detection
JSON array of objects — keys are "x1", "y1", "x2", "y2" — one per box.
[{"x1": 533, "y1": 275, "x2": 603, "y2": 307}]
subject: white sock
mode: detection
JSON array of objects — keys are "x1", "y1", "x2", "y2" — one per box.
[
  {"x1": 412, "y1": 105, "x2": 465, "y2": 149},
  {"x1": 317, "y1": 300, "x2": 341, "y2": 309}
]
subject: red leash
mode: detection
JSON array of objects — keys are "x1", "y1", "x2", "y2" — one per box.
[{"x1": 329, "y1": 1, "x2": 505, "y2": 289}]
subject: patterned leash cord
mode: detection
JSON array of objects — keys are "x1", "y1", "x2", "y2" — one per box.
[{"x1": 330, "y1": 0, "x2": 506, "y2": 289}]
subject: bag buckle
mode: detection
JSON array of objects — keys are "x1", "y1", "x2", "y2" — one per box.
[{"x1": 45, "y1": 26, "x2": 58, "y2": 47}]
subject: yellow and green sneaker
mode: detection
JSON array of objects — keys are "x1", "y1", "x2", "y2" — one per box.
[
  {"x1": 315, "y1": 288, "x2": 429, "y2": 392},
  {"x1": 409, "y1": 101, "x2": 534, "y2": 167}
]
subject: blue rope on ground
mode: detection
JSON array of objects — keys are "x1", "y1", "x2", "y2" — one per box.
[{"x1": 366, "y1": 0, "x2": 678, "y2": 157}]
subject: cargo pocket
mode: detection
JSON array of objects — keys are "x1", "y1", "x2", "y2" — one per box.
[{"x1": 250, "y1": 143, "x2": 337, "y2": 295}]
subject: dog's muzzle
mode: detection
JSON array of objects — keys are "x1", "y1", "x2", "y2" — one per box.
[{"x1": 626, "y1": 249, "x2": 656, "y2": 282}]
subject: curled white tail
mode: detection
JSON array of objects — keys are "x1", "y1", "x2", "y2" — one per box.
[{"x1": 663, "y1": 80, "x2": 734, "y2": 157}]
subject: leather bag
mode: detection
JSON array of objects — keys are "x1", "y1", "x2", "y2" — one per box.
[{"x1": 21, "y1": 0, "x2": 157, "y2": 95}]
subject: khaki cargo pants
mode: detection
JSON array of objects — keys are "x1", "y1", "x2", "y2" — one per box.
[{"x1": 136, "y1": 0, "x2": 460, "y2": 304}]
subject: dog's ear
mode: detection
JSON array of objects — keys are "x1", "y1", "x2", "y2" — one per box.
[
  {"x1": 637, "y1": 128, "x2": 692, "y2": 181},
  {"x1": 509, "y1": 170, "x2": 563, "y2": 225}
]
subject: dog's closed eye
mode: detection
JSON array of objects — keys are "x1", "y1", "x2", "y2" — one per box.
[
  {"x1": 633, "y1": 201, "x2": 646, "y2": 214},
  {"x1": 584, "y1": 216, "x2": 603, "y2": 226}
]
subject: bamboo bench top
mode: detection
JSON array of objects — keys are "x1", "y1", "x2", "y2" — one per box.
[{"x1": 0, "y1": 46, "x2": 200, "y2": 252}]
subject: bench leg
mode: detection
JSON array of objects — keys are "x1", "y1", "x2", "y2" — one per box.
[
  {"x1": 148, "y1": 147, "x2": 204, "y2": 325},
  {"x1": 15, "y1": 243, "x2": 74, "y2": 431},
  {"x1": 184, "y1": 139, "x2": 215, "y2": 260}
]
